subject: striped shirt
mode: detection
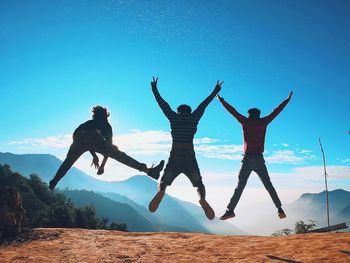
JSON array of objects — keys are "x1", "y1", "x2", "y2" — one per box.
[{"x1": 152, "y1": 87, "x2": 216, "y2": 144}]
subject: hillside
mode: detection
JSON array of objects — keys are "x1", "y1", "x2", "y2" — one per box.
[
  {"x1": 0, "y1": 152, "x2": 244, "y2": 235},
  {"x1": 287, "y1": 189, "x2": 350, "y2": 229},
  {"x1": 60, "y1": 190, "x2": 156, "y2": 232},
  {"x1": 0, "y1": 228, "x2": 349, "y2": 262}
]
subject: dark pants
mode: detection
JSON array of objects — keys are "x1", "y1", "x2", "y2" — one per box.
[
  {"x1": 227, "y1": 154, "x2": 282, "y2": 210},
  {"x1": 159, "y1": 149, "x2": 206, "y2": 199},
  {"x1": 51, "y1": 130, "x2": 147, "y2": 185}
]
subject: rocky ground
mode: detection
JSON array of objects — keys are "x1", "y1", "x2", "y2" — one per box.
[{"x1": 0, "y1": 228, "x2": 349, "y2": 262}]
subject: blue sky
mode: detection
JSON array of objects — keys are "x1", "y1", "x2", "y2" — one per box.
[{"x1": 1, "y1": 0, "x2": 349, "y2": 233}]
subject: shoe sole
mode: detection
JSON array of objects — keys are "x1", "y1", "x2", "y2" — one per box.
[
  {"x1": 220, "y1": 214, "x2": 235, "y2": 221},
  {"x1": 279, "y1": 212, "x2": 287, "y2": 219},
  {"x1": 149, "y1": 191, "x2": 165, "y2": 212},
  {"x1": 199, "y1": 199, "x2": 215, "y2": 220}
]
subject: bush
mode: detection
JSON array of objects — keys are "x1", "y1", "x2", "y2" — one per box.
[
  {"x1": 294, "y1": 220, "x2": 316, "y2": 234},
  {"x1": 271, "y1": 228, "x2": 294, "y2": 237},
  {"x1": 271, "y1": 219, "x2": 317, "y2": 236}
]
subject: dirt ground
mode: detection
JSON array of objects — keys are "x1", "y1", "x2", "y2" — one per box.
[{"x1": 0, "y1": 228, "x2": 349, "y2": 262}]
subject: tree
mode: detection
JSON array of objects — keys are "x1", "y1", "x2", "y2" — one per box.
[
  {"x1": 271, "y1": 228, "x2": 294, "y2": 237},
  {"x1": 294, "y1": 220, "x2": 316, "y2": 234}
]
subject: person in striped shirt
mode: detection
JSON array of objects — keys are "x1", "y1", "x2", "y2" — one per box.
[{"x1": 149, "y1": 77, "x2": 223, "y2": 220}]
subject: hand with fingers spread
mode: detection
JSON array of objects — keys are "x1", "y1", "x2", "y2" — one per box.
[
  {"x1": 151, "y1": 76, "x2": 158, "y2": 90},
  {"x1": 91, "y1": 155, "x2": 99, "y2": 170},
  {"x1": 213, "y1": 80, "x2": 224, "y2": 94}
]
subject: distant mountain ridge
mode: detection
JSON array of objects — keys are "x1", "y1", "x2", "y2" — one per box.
[
  {"x1": 0, "y1": 152, "x2": 245, "y2": 235},
  {"x1": 59, "y1": 189, "x2": 157, "y2": 232}
]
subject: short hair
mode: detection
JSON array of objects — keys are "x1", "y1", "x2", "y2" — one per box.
[
  {"x1": 92, "y1": 106, "x2": 110, "y2": 120},
  {"x1": 248, "y1": 108, "x2": 261, "y2": 119},
  {"x1": 177, "y1": 104, "x2": 192, "y2": 114}
]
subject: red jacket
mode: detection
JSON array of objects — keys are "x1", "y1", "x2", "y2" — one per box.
[{"x1": 219, "y1": 97, "x2": 290, "y2": 154}]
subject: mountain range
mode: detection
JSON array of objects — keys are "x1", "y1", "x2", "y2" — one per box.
[{"x1": 0, "y1": 152, "x2": 245, "y2": 235}]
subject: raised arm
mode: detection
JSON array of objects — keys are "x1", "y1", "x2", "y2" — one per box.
[
  {"x1": 151, "y1": 77, "x2": 176, "y2": 120},
  {"x1": 217, "y1": 95, "x2": 247, "y2": 124},
  {"x1": 263, "y1": 91, "x2": 293, "y2": 124},
  {"x1": 193, "y1": 80, "x2": 223, "y2": 119}
]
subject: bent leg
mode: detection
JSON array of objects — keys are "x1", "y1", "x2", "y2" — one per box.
[
  {"x1": 149, "y1": 166, "x2": 179, "y2": 212},
  {"x1": 105, "y1": 145, "x2": 148, "y2": 172},
  {"x1": 255, "y1": 163, "x2": 282, "y2": 208},
  {"x1": 50, "y1": 143, "x2": 85, "y2": 189},
  {"x1": 195, "y1": 181, "x2": 215, "y2": 220},
  {"x1": 227, "y1": 161, "x2": 252, "y2": 211},
  {"x1": 196, "y1": 181, "x2": 206, "y2": 200}
]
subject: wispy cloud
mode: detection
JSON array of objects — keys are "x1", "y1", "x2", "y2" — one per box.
[
  {"x1": 292, "y1": 165, "x2": 350, "y2": 179},
  {"x1": 8, "y1": 130, "x2": 243, "y2": 159},
  {"x1": 9, "y1": 135, "x2": 72, "y2": 149},
  {"x1": 299, "y1": 149, "x2": 313, "y2": 154},
  {"x1": 8, "y1": 130, "x2": 317, "y2": 165},
  {"x1": 265, "y1": 150, "x2": 317, "y2": 164}
]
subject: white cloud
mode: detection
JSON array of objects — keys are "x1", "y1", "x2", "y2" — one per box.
[
  {"x1": 7, "y1": 130, "x2": 318, "y2": 166},
  {"x1": 299, "y1": 149, "x2": 313, "y2": 154},
  {"x1": 265, "y1": 150, "x2": 310, "y2": 164},
  {"x1": 341, "y1": 158, "x2": 350, "y2": 163},
  {"x1": 9, "y1": 135, "x2": 72, "y2": 149},
  {"x1": 292, "y1": 165, "x2": 350, "y2": 179},
  {"x1": 265, "y1": 150, "x2": 317, "y2": 164},
  {"x1": 114, "y1": 129, "x2": 171, "y2": 155}
]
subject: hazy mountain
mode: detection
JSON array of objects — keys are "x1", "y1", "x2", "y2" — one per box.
[
  {"x1": 258, "y1": 189, "x2": 350, "y2": 235},
  {"x1": 0, "y1": 152, "x2": 245, "y2": 235},
  {"x1": 0, "y1": 152, "x2": 110, "y2": 191},
  {"x1": 100, "y1": 176, "x2": 208, "y2": 233},
  {"x1": 60, "y1": 189, "x2": 157, "y2": 232},
  {"x1": 338, "y1": 203, "x2": 350, "y2": 223},
  {"x1": 287, "y1": 189, "x2": 350, "y2": 227},
  {"x1": 178, "y1": 199, "x2": 247, "y2": 235}
]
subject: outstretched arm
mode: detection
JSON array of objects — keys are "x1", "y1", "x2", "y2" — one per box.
[
  {"x1": 151, "y1": 77, "x2": 176, "y2": 120},
  {"x1": 217, "y1": 94, "x2": 247, "y2": 124},
  {"x1": 193, "y1": 80, "x2": 223, "y2": 119},
  {"x1": 263, "y1": 91, "x2": 293, "y2": 124}
]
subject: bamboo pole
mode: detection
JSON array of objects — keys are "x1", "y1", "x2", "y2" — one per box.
[{"x1": 319, "y1": 138, "x2": 330, "y2": 227}]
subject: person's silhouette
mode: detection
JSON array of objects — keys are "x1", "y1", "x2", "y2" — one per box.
[
  {"x1": 149, "y1": 77, "x2": 223, "y2": 220},
  {"x1": 49, "y1": 106, "x2": 164, "y2": 190},
  {"x1": 217, "y1": 91, "x2": 293, "y2": 220}
]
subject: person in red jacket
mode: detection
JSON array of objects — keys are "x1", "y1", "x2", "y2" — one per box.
[{"x1": 217, "y1": 91, "x2": 293, "y2": 220}]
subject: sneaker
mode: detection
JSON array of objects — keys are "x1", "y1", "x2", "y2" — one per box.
[
  {"x1": 49, "y1": 179, "x2": 57, "y2": 190},
  {"x1": 220, "y1": 209, "x2": 235, "y2": 220},
  {"x1": 278, "y1": 207, "x2": 286, "y2": 219},
  {"x1": 149, "y1": 190, "x2": 165, "y2": 212},
  {"x1": 199, "y1": 199, "x2": 215, "y2": 220},
  {"x1": 147, "y1": 160, "x2": 165, "y2": 180}
]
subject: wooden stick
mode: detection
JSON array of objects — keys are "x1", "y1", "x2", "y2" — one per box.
[{"x1": 319, "y1": 138, "x2": 330, "y2": 227}]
